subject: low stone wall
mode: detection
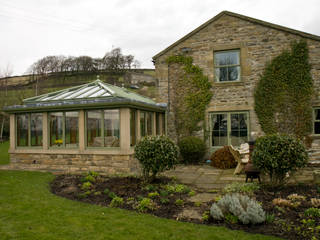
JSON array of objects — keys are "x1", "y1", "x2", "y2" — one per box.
[{"x1": 10, "y1": 153, "x2": 140, "y2": 175}]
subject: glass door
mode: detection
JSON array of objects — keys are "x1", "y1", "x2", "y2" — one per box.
[{"x1": 210, "y1": 112, "x2": 249, "y2": 147}]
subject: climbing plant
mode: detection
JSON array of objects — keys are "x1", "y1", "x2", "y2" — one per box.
[
  {"x1": 254, "y1": 40, "x2": 313, "y2": 139},
  {"x1": 166, "y1": 55, "x2": 212, "y2": 140}
]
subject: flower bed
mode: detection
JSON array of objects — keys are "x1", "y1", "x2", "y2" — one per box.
[{"x1": 51, "y1": 172, "x2": 320, "y2": 240}]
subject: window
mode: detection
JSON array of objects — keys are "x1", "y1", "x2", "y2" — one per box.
[
  {"x1": 86, "y1": 109, "x2": 120, "y2": 147},
  {"x1": 65, "y1": 112, "x2": 79, "y2": 147},
  {"x1": 16, "y1": 114, "x2": 29, "y2": 147},
  {"x1": 31, "y1": 113, "x2": 43, "y2": 146},
  {"x1": 140, "y1": 111, "x2": 153, "y2": 137},
  {"x1": 214, "y1": 50, "x2": 240, "y2": 82},
  {"x1": 130, "y1": 109, "x2": 137, "y2": 146},
  {"x1": 162, "y1": 114, "x2": 166, "y2": 135},
  {"x1": 140, "y1": 111, "x2": 146, "y2": 137},
  {"x1": 156, "y1": 113, "x2": 160, "y2": 135},
  {"x1": 16, "y1": 113, "x2": 43, "y2": 147},
  {"x1": 210, "y1": 112, "x2": 249, "y2": 147},
  {"x1": 104, "y1": 110, "x2": 119, "y2": 147},
  {"x1": 314, "y1": 109, "x2": 320, "y2": 134},
  {"x1": 49, "y1": 111, "x2": 79, "y2": 148}
]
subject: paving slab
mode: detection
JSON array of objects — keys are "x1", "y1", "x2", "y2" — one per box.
[{"x1": 177, "y1": 208, "x2": 202, "y2": 221}]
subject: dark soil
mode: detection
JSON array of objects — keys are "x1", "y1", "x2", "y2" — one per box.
[
  {"x1": 51, "y1": 174, "x2": 210, "y2": 221},
  {"x1": 51, "y1": 175, "x2": 320, "y2": 240}
]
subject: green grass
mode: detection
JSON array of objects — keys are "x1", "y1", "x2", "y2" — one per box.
[
  {"x1": 0, "y1": 141, "x2": 9, "y2": 165},
  {"x1": 0, "y1": 170, "x2": 281, "y2": 240}
]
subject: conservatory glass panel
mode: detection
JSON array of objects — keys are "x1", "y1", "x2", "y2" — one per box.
[
  {"x1": 87, "y1": 110, "x2": 102, "y2": 147},
  {"x1": 130, "y1": 109, "x2": 137, "y2": 146},
  {"x1": 140, "y1": 112, "x2": 146, "y2": 137},
  {"x1": 50, "y1": 112, "x2": 63, "y2": 147},
  {"x1": 30, "y1": 113, "x2": 42, "y2": 146},
  {"x1": 16, "y1": 114, "x2": 29, "y2": 147},
  {"x1": 104, "y1": 109, "x2": 120, "y2": 147},
  {"x1": 65, "y1": 111, "x2": 79, "y2": 147}
]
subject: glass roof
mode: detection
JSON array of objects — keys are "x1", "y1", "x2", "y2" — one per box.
[{"x1": 23, "y1": 79, "x2": 157, "y2": 106}]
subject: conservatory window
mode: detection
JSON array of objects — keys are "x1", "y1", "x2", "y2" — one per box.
[
  {"x1": 49, "y1": 111, "x2": 79, "y2": 148},
  {"x1": 16, "y1": 113, "x2": 43, "y2": 147}
]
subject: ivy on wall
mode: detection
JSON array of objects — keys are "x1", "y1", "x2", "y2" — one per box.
[
  {"x1": 254, "y1": 40, "x2": 313, "y2": 139},
  {"x1": 166, "y1": 55, "x2": 212, "y2": 140}
]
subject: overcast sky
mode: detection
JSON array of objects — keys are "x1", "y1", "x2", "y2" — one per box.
[{"x1": 0, "y1": 0, "x2": 319, "y2": 76}]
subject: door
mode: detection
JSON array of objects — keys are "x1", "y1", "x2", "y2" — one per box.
[{"x1": 210, "y1": 112, "x2": 249, "y2": 148}]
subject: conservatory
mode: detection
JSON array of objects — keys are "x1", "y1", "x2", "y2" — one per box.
[{"x1": 4, "y1": 78, "x2": 166, "y2": 174}]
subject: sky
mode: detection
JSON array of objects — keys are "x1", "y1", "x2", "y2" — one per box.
[{"x1": 0, "y1": 0, "x2": 320, "y2": 76}]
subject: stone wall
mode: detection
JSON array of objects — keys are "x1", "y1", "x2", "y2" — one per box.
[
  {"x1": 154, "y1": 14, "x2": 320, "y2": 145},
  {"x1": 10, "y1": 153, "x2": 140, "y2": 175},
  {"x1": 124, "y1": 72, "x2": 157, "y2": 85}
]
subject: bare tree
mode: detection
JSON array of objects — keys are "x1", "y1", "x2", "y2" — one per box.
[
  {"x1": 132, "y1": 60, "x2": 141, "y2": 69},
  {"x1": 0, "y1": 64, "x2": 13, "y2": 140}
]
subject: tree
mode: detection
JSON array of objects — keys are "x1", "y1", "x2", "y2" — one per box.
[
  {"x1": 0, "y1": 64, "x2": 13, "y2": 139},
  {"x1": 254, "y1": 40, "x2": 313, "y2": 139}
]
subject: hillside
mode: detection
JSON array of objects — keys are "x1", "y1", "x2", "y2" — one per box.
[{"x1": 0, "y1": 69, "x2": 158, "y2": 137}]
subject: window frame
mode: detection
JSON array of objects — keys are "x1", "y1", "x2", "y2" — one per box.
[
  {"x1": 85, "y1": 109, "x2": 120, "y2": 148},
  {"x1": 140, "y1": 110, "x2": 153, "y2": 137},
  {"x1": 214, "y1": 49, "x2": 241, "y2": 83},
  {"x1": 209, "y1": 111, "x2": 250, "y2": 149},
  {"x1": 15, "y1": 113, "x2": 43, "y2": 148},
  {"x1": 48, "y1": 111, "x2": 79, "y2": 149}
]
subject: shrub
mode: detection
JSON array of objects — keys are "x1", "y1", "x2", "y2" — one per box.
[
  {"x1": 134, "y1": 136, "x2": 179, "y2": 181},
  {"x1": 175, "y1": 199, "x2": 184, "y2": 206},
  {"x1": 103, "y1": 188, "x2": 110, "y2": 195},
  {"x1": 83, "y1": 175, "x2": 96, "y2": 183},
  {"x1": 265, "y1": 214, "x2": 275, "y2": 224},
  {"x1": 252, "y1": 134, "x2": 308, "y2": 186},
  {"x1": 159, "y1": 190, "x2": 169, "y2": 197},
  {"x1": 210, "y1": 193, "x2": 266, "y2": 224},
  {"x1": 223, "y1": 182, "x2": 260, "y2": 195},
  {"x1": 164, "y1": 184, "x2": 190, "y2": 194},
  {"x1": 160, "y1": 198, "x2": 170, "y2": 204},
  {"x1": 135, "y1": 198, "x2": 156, "y2": 212},
  {"x1": 178, "y1": 136, "x2": 206, "y2": 164},
  {"x1": 143, "y1": 184, "x2": 157, "y2": 192},
  {"x1": 210, "y1": 146, "x2": 237, "y2": 169},
  {"x1": 109, "y1": 197, "x2": 124, "y2": 207},
  {"x1": 148, "y1": 192, "x2": 159, "y2": 198},
  {"x1": 305, "y1": 208, "x2": 320, "y2": 218},
  {"x1": 108, "y1": 192, "x2": 117, "y2": 199},
  {"x1": 188, "y1": 190, "x2": 196, "y2": 197},
  {"x1": 202, "y1": 211, "x2": 210, "y2": 222},
  {"x1": 81, "y1": 181, "x2": 92, "y2": 190}
]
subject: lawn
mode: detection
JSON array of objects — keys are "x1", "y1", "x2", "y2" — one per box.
[
  {"x1": 0, "y1": 141, "x2": 9, "y2": 165},
  {"x1": 0, "y1": 170, "x2": 281, "y2": 240}
]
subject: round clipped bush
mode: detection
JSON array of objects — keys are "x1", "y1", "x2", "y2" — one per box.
[
  {"x1": 252, "y1": 134, "x2": 308, "y2": 186},
  {"x1": 134, "y1": 136, "x2": 179, "y2": 181},
  {"x1": 210, "y1": 146, "x2": 237, "y2": 169},
  {"x1": 178, "y1": 136, "x2": 206, "y2": 164}
]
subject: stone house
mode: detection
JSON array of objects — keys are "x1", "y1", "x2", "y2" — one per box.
[{"x1": 153, "y1": 11, "x2": 320, "y2": 158}]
